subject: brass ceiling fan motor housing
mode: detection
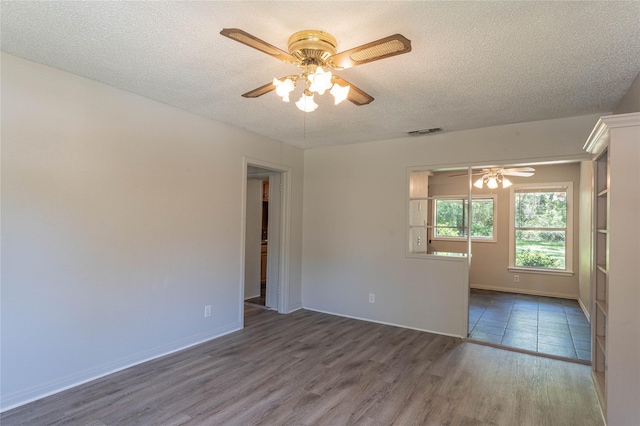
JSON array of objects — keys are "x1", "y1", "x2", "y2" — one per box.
[{"x1": 288, "y1": 30, "x2": 337, "y2": 65}]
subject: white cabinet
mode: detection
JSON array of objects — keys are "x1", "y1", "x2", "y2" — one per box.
[
  {"x1": 408, "y1": 170, "x2": 431, "y2": 255},
  {"x1": 591, "y1": 146, "x2": 609, "y2": 410},
  {"x1": 584, "y1": 112, "x2": 640, "y2": 424}
]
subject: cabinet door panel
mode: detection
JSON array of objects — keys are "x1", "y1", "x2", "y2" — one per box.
[
  {"x1": 409, "y1": 200, "x2": 428, "y2": 226},
  {"x1": 409, "y1": 227, "x2": 428, "y2": 254}
]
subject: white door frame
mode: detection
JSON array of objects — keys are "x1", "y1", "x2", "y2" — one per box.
[{"x1": 240, "y1": 157, "x2": 292, "y2": 325}]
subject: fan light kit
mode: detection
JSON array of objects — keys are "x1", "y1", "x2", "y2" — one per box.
[
  {"x1": 451, "y1": 167, "x2": 536, "y2": 188},
  {"x1": 473, "y1": 168, "x2": 535, "y2": 189},
  {"x1": 220, "y1": 28, "x2": 412, "y2": 112},
  {"x1": 475, "y1": 173, "x2": 512, "y2": 189}
]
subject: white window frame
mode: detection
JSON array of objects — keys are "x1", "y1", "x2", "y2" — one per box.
[
  {"x1": 508, "y1": 182, "x2": 574, "y2": 275},
  {"x1": 432, "y1": 194, "x2": 497, "y2": 243}
]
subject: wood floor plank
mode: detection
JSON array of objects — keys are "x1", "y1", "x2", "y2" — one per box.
[{"x1": 1, "y1": 306, "x2": 603, "y2": 425}]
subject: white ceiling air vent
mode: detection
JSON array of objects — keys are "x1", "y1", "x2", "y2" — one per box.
[{"x1": 406, "y1": 128, "x2": 443, "y2": 136}]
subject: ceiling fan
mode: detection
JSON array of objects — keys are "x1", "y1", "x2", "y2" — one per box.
[
  {"x1": 450, "y1": 167, "x2": 536, "y2": 189},
  {"x1": 220, "y1": 28, "x2": 411, "y2": 112}
]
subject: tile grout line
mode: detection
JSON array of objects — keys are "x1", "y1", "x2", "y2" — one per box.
[{"x1": 469, "y1": 290, "x2": 590, "y2": 362}]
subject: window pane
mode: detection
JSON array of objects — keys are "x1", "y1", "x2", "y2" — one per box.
[
  {"x1": 515, "y1": 191, "x2": 567, "y2": 228},
  {"x1": 435, "y1": 199, "x2": 464, "y2": 237},
  {"x1": 471, "y1": 199, "x2": 493, "y2": 238},
  {"x1": 515, "y1": 230, "x2": 566, "y2": 269},
  {"x1": 434, "y1": 198, "x2": 494, "y2": 239}
]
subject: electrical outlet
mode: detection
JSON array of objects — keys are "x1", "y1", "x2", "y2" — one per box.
[
  {"x1": 514, "y1": 275, "x2": 520, "y2": 283},
  {"x1": 204, "y1": 305, "x2": 212, "y2": 317},
  {"x1": 369, "y1": 293, "x2": 375, "y2": 303}
]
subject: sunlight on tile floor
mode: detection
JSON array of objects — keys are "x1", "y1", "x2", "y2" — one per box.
[{"x1": 469, "y1": 289, "x2": 591, "y2": 361}]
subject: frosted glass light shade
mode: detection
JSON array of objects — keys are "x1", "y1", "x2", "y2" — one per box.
[
  {"x1": 273, "y1": 78, "x2": 295, "y2": 102},
  {"x1": 502, "y1": 177, "x2": 512, "y2": 188},
  {"x1": 308, "y1": 67, "x2": 333, "y2": 95},
  {"x1": 330, "y1": 83, "x2": 350, "y2": 104},
  {"x1": 487, "y1": 176, "x2": 498, "y2": 189},
  {"x1": 473, "y1": 178, "x2": 484, "y2": 188},
  {"x1": 295, "y1": 93, "x2": 318, "y2": 112}
]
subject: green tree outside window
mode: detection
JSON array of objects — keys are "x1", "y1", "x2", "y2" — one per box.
[
  {"x1": 514, "y1": 190, "x2": 567, "y2": 269},
  {"x1": 434, "y1": 198, "x2": 494, "y2": 239}
]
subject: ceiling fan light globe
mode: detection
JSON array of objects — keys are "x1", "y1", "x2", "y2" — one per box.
[
  {"x1": 502, "y1": 177, "x2": 512, "y2": 188},
  {"x1": 487, "y1": 177, "x2": 498, "y2": 189},
  {"x1": 296, "y1": 93, "x2": 318, "y2": 112},
  {"x1": 273, "y1": 78, "x2": 295, "y2": 102},
  {"x1": 473, "y1": 178, "x2": 484, "y2": 189},
  {"x1": 308, "y1": 67, "x2": 333, "y2": 95},
  {"x1": 330, "y1": 83, "x2": 350, "y2": 104}
]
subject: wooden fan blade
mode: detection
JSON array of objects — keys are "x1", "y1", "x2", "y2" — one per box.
[
  {"x1": 330, "y1": 34, "x2": 411, "y2": 69},
  {"x1": 332, "y1": 76, "x2": 374, "y2": 106},
  {"x1": 241, "y1": 78, "x2": 285, "y2": 98},
  {"x1": 221, "y1": 28, "x2": 298, "y2": 64}
]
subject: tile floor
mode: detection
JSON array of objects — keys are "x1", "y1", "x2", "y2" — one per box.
[{"x1": 469, "y1": 289, "x2": 592, "y2": 362}]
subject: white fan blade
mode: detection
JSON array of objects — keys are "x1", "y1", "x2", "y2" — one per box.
[
  {"x1": 502, "y1": 171, "x2": 534, "y2": 177},
  {"x1": 500, "y1": 167, "x2": 535, "y2": 177},
  {"x1": 502, "y1": 167, "x2": 535, "y2": 173}
]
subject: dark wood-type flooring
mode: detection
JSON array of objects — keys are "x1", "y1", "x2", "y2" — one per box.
[
  {"x1": 244, "y1": 296, "x2": 266, "y2": 306},
  {"x1": 1, "y1": 306, "x2": 604, "y2": 425}
]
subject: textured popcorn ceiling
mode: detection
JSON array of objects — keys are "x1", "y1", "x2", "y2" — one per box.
[{"x1": 2, "y1": 1, "x2": 639, "y2": 149}]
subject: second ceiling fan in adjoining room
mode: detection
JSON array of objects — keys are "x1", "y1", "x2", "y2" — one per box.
[{"x1": 450, "y1": 167, "x2": 536, "y2": 189}]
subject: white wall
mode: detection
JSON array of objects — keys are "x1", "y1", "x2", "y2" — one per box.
[
  {"x1": 429, "y1": 163, "x2": 582, "y2": 299},
  {"x1": 614, "y1": 72, "x2": 640, "y2": 114},
  {"x1": 244, "y1": 179, "x2": 262, "y2": 299},
  {"x1": 302, "y1": 114, "x2": 599, "y2": 338},
  {"x1": 0, "y1": 53, "x2": 304, "y2": 410}
]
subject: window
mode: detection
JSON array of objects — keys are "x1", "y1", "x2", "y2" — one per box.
[
  {"x1": 433, "y1": 196, "x2": 496, "y2": 242},
  {"x1": 509, "y1": 183, "x2": 573, "y2": 273}
]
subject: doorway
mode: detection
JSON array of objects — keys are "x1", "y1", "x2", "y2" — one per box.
[
  {"x1": 244, "y1": 176, "x2": 269, "y2": 307},
  {"x1": 241, "y1": 159, "x2": 291, "y2": 323}
]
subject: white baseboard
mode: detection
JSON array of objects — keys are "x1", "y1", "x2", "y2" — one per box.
[
  {"x1": 286, "y1": 302, "x2": 303, "y2": 313},
  {"x1": 470, "y1": 284, "x2": 577, "y2": 300},
  {"x1": 577, "y1": 297, "x2": 591, "y2": 322},
  {"x1": 244, "y1": 294, "x2": 260, "y2": 300},
  {"x1": 0, "y1": 321, "x2": 242, "y2": 413},
  {"x1": 303, "y1": 306, "x2": 465, "y2": 339}
]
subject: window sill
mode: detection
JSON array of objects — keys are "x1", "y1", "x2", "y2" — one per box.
[
  {"x1": 406, "y1": 252, "x2": 468, "y2": 262},
  {"x1": 508, "y1": 267, "x2": 574, "y2": 277},
  {"x1": 431, "y1": 237, "x2": 496, "y2": 243}
]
